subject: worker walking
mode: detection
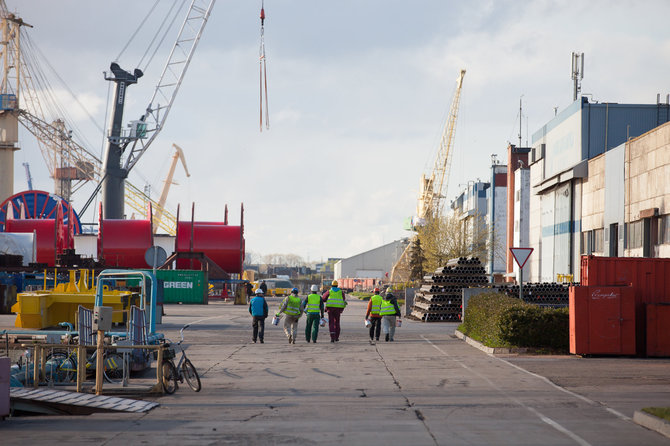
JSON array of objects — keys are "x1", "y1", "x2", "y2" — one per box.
[
  {"x1": 380, "y1": 292, "x2": 402, "y2": 342},
  {"x1": 323, "y1": 280, "x2": 346, "y2": 342},
  {"x1": 249, "y1": 288, "x2": 269, "y2": 343},
  {"x1": 304, "y1": 284, "x2": 324, "y2": 343},
  {"x1": 365, "y1": 287, "x2": 383, "y2": 343},
  {"x1": 275, "y1": 288, "x2": 303, "y2": 344}
]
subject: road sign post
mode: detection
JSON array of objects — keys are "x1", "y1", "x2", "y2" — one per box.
[{"x1": 510, "y1": 247, "x2": 533, "y2": 301}]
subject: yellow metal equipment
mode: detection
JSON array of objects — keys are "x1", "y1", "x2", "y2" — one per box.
[{"x1": 12, "y1": 269, "x2": 139, "y2": 329}]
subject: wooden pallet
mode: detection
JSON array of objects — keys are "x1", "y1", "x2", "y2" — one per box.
[{"x1": 10, "y1": 387, "x2": 159, "y2": 415}]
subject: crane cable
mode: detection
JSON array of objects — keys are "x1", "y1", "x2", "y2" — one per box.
[
  {"x1": 115, "y1": 0, "x2": 160, "y2": 62},
  {"x1": 259, "y1": 0, "x2": 269, "y2": 131}
]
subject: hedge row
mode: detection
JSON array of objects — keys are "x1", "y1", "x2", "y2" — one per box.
[{"x1": 459, "y1": 292, "x2": 569, "y2": 350}]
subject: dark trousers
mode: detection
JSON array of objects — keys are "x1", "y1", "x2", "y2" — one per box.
[
  {"x1": 305, "y1": 313, "x2": 320, "y2": 342},
  {"x1": 369, "y1": 317, "x2": 381, "y2": 340},
  {"x1": 252, "y1": 316, "x2": 266, "y2": 341},
  {"x1": 326, "y1": 307, "x2": 343, "y2": 341}
]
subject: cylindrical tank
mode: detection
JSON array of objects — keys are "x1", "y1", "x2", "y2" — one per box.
[
  {"x1": 5, "y1": 218, "x2": 59, "y2": 266},
  {"x1": 98, "y1": 218, "x2": 153, "y2": 268},
  {"x1": 175, "y1": 221, "x2": 243, "y2": 274}
]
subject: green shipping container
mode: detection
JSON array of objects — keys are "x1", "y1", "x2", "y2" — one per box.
[{"x1": 143, "y1": 270, "x2": 208, "y2": 305}]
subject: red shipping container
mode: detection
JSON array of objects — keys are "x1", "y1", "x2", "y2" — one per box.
[
  {"x1": 646, "y1": 303, "x2": 670, "y2": 357},
  {"x1": 580, "y1": 256, "x2": 670, "y2": 355},
  {"x1": 569, "y1": 285, "x2": 636, "y2": 355}
]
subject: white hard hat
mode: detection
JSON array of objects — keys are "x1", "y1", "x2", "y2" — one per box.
[
  {"x1": 255, "y1": 288, "x2": 264, "y2": 294},
  {"x1": 310, "y1": 284, "x2": 319, "y2": 292}
]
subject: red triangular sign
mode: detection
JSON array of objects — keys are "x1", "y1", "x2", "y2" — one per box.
[{"x1": 510, "y1": 247, "x2": 533, "y2": 269}]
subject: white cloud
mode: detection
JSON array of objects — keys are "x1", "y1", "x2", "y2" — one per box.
[{"x1": 8, "y1": 0, "x2": 670, "y2": 262}]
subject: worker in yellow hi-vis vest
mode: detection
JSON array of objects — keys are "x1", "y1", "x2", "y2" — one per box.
[
  {"x1": 304, "y1": 284, "x2": 325, "y2": 343},
  {"x1": 365, "y1": 287, "x2": 383, "y2": 343},
  {"x1": 380, "y1": 292, "x2": 402, "y2": 342},
  {"x1": 322, "y1": 280, "x2": 347, "y2": 342},
  {"x1": 275, "y1": 288, "x2": 303, "y2": 344}
]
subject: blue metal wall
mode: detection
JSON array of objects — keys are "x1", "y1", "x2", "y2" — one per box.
[{"x1": 581, "y1": 99, "x2": 670, "y2": 160}]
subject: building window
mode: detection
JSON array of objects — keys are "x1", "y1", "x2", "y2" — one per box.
[
  {"x1": 659, "y1": 215, "x2": 670, "y2": 245},
  {"x1": 593, "y1": 228, "x2": 604, "y2": 253},
  {"x1": 625, "y1": 220, "x2": 643, "y2": 249},
  {"x1": 580, "y1": 231, "x2": 589, "y2": 255}
]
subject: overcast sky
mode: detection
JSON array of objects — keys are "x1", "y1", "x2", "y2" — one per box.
[{"x1": 6, "y1": 0, "x2": 670, "y2": 263}]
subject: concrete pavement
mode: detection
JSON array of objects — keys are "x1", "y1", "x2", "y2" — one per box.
[{"x1": 1, "y1": 297, "x2": 669, "y2": 445}]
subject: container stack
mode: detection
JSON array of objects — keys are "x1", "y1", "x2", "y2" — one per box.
[{"x1": 408, "y1": 257, "x2": 488, "y2": 322}]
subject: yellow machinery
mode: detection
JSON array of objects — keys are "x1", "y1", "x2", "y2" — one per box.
[{"x1": 12, "y1": 269, "x2": 139, "y2": 329}]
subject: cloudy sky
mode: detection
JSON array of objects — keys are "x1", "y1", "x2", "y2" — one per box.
[{"x1": 6, "y1": 0, "x2": 670, "y2": 262}]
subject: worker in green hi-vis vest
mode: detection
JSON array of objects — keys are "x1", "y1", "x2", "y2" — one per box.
[
  {"x1": 365, "y1": 287, "x2": 383, "y2": 343},
  {"x1": 275, "y1": 288, "x2": 303, "y2": 344},
  {"x1": 380, "y1": 291, "x2": 402, "y2": 342},
  {"x1": 304, "y1": 284, "x2": 325, "y2": 343},
  {"x1": 322, "y1": 280, "x2": 347, "y2": 342}
]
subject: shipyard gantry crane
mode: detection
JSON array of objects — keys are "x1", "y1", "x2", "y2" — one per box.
[
  {"x1": 390, "y1": 69, "x2": 466, "y2": 283},
  {"x1": 0, "y1": 1, "x2": 213, "y2": 234},
  {"x1": 98, "y1": 0, "x2": 215, "y2": 220}
]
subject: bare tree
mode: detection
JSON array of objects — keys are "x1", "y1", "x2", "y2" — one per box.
[{"x1": 417, "y1": 212, "x2": 490, "y2": 272}]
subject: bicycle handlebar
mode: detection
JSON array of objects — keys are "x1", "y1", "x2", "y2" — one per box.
[{"x1": 179, "y1": 324, "x2": 191, "y2": 344}]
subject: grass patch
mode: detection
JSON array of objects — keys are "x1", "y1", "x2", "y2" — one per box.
[
  {"x1": 643, "y1": 407, "x2": 670, "y2": 422},
  {"x1": 351, "y1": 291, "x2": 373, "y2": 300}
]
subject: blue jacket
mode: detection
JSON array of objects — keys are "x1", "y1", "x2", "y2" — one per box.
[{"x1": 249, "y1": 296, "x2": 268, "y2": 318}]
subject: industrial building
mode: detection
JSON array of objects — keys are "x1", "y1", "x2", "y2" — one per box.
[
  {"x1": 449, "y1": 161, "x2": 508, "y2": 281},
  {"x1": 526, "y1": 96, "x2": 670, "y2": 282},
  {"x1": 334, "y1": 239, "x2": 409, "y2": 284},
  {"x1": 581, "y1": 120, "x2": 670, "y2": 260}
]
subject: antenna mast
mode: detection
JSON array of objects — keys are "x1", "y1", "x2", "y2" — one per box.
[
  {"x1": 571, "y1": 52, "x2": 584, "y2": 101},
  {"x1": 518, "y1": 95, "x2": 523, "y2": 148}
]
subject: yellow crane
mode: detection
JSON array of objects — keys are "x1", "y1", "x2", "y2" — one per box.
[
  {"x1": 154, "y1": 144, "x2": 190, "y2": 233},
  {"x1": 125, "y1": 144, "x2": 189, "y2": 234},
  {"x1": 390, "y1": 69, "x2": 466, "y2": 283}
]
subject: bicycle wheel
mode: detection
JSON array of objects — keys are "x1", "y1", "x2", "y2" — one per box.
[
  {"x1": 162, "y1": 360, "x2": 178, "y2": 394},
  {"x1": 45, "y1": 350, "x2": 76, "y2": 383},
  {"x1": 181, "y1": 358, "x2": 201, "y2": 392},
  {"x1": 103, "y1": 352, "x2": 124, "y2": 384}
]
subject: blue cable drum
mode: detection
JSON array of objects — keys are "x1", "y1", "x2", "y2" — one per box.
[{"x1": 0, "y1": 190, "x2": 82, "y2": 233}]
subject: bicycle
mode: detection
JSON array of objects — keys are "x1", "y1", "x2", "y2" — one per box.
[{"x1": 161, "y1": 324, "x2": 201, "y2": 394}]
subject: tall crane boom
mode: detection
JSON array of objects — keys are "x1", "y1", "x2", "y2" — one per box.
[
  {"x1": 417, "y1": 69, "x2": 466, "y2": 220},
  {"x1": 101, "y1": 0, "x2": 215, "y2": 220},
  {"x1": 390, "y1": 69, "x2": 466, "y2": 283},
  {"x1": 153, "y1": 143, "x2": 190, "y2": 234}
]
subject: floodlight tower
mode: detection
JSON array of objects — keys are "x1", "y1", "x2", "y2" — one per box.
[{"x1": 571, "y1": 52, "x2": 584, "y2": 102}]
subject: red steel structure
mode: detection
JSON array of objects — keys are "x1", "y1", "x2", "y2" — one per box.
[
  {"x1": 174, "y1": 204, "x2": 245, "y2": 275},
  {"x1": 580, "y1": 256, "x2": 670, "y2": 355},
  {"x1": 569, "y1": 285, "x2": 636, "y2": 355},
  {"x1": 97, "y1": 203, "x2": 153, "y2": 269}
]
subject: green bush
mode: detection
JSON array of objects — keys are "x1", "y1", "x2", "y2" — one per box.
[{"x1": 460, "y1": 292, "x2": 568, "y2": 350}]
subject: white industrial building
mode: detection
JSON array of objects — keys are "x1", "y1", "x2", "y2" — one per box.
[
  {"x1": 449, "y1": 161, "x2": 508, "y2": 281},
  {"x1": 334, "y1": 239, "x2": 409, "y2": 281},
  {"x1": 528, "y1": 97, "x2": 670, "y2": 282}
]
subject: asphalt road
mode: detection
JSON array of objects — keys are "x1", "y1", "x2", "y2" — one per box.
[{"x1": 1, "y1": 297, "x2": 669, "y2": 445}]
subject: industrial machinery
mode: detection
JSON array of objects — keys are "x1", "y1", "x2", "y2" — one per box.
[
  {"x1": 0, "y1": 1, "x2": 213, "y2": 234},
  {"x1": 390, "y1": 69, "x2": 466, "y2": 283},
  {"x1": 97, "y1": 0, "x2": 216, "y2": 220}
]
